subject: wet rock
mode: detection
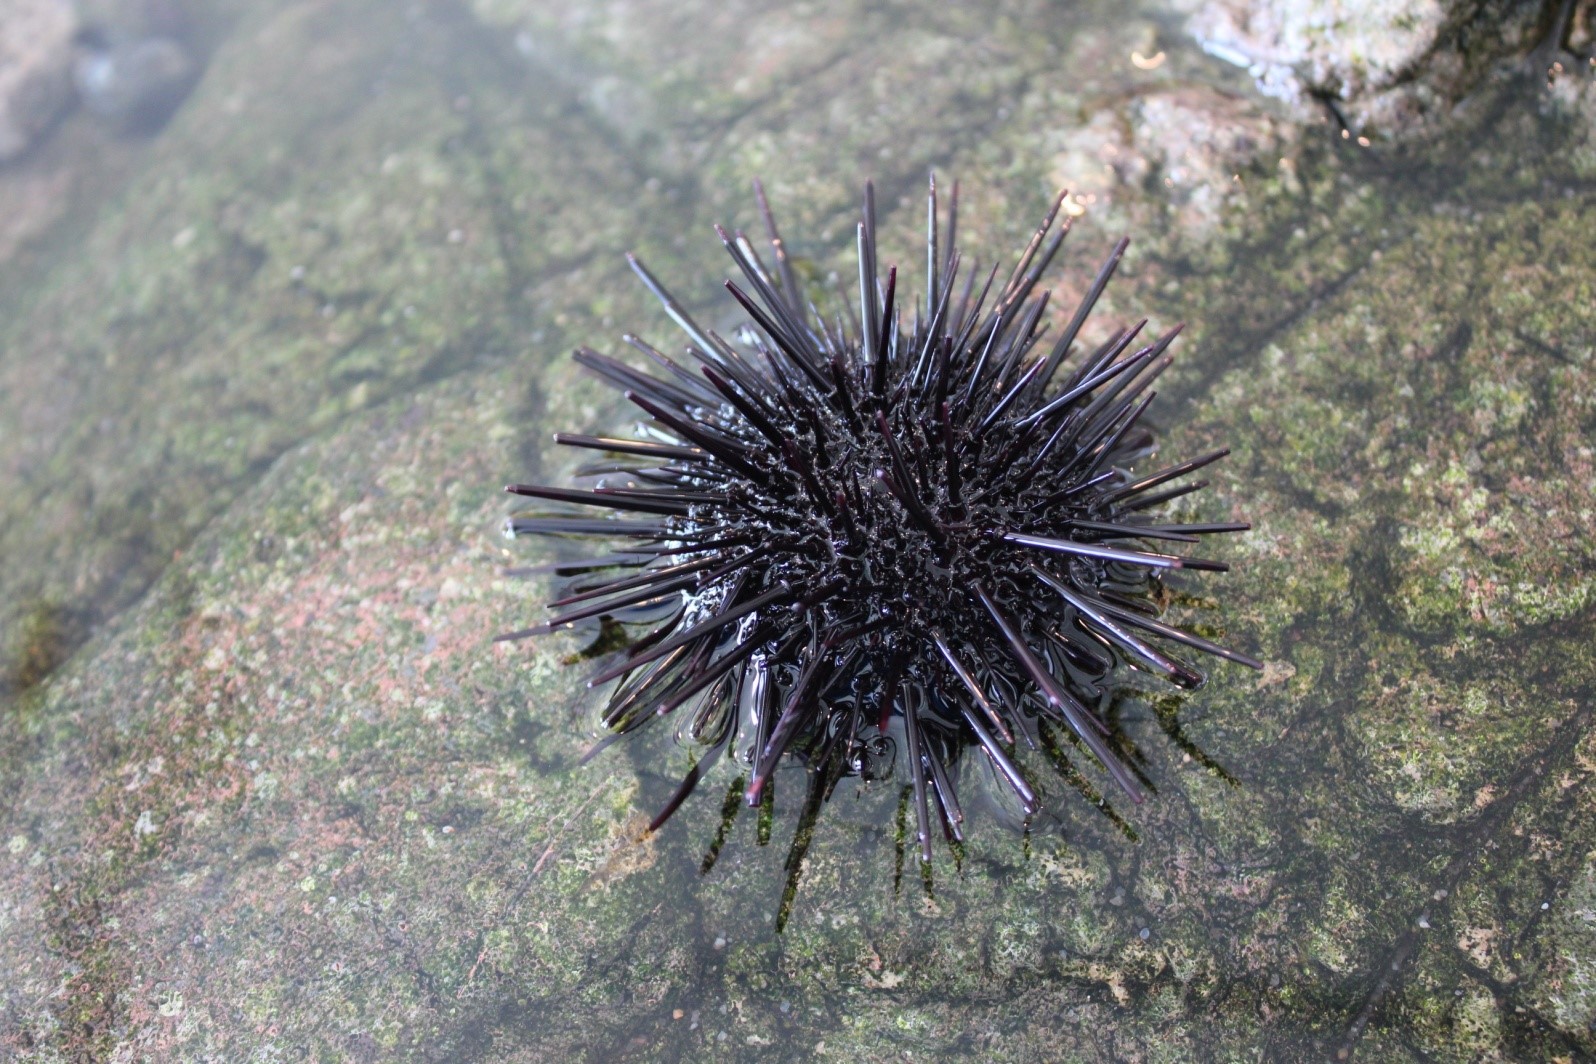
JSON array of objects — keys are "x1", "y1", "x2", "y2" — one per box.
[
  {"x1": 0, "y1": 161, "x2": 71, "y2": 260},
  {"x1": 0, "y1": 0, "x2": 652, "y2": 731},
  {"x1": 72, "y1": 29, "x2": 198, "y2": 133},
  {"x1": 1546, "y1": 51, "x2": 1596, "y2": 179},
  {"x1": 1525, "y1": 836, "x2": 1596, "y2": 1034},
  {"x1": 68, "y1": 0, "x2": 203, "y2": 132},
  {"x1": 1049, "y1": 83, "x2": 1286, "y2": 241},
  {"x1": 1178, "y1": 0, "x2": 1550, "y2": 135},
  {"x1": 0, "y1": 0, "x2": 78, "y2": 161},
  {"x1": 1, "y1": 0, "x2": 1595, "y2": 1060}
]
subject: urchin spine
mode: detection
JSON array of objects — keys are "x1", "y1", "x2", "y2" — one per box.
[{"x1": 503, "y1": 176, "x2": 1260, "y2": 861}]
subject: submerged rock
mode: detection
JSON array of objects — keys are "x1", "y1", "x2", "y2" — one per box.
[
  {"x1": 1, "y1": 0, "x2": 1595, "y2": 1060},
  {"x1": 0, "y1": 0, "x2": 77, "y2": 161},
  {"x1": 72, "y1": 27, "x2": 198, "y2": 132}
]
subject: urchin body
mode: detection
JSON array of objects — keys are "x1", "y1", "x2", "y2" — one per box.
[{"x1": 503, "y1": 178, "x2": 1259, "y2": 860}]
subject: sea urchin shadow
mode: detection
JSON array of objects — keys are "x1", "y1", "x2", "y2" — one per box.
[{"x1": 499, "y1": 176, "x2": 1261, "y2": 906}]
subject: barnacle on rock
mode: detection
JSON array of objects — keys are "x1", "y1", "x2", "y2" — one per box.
[{"x1": 502, "y1": 176, "x2": 1259, "y2": 865}]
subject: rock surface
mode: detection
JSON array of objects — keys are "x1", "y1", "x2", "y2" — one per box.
[
  {"x1": 1180, "y1": 0, "x2": 1557, "y2": 134},
  {"x1": 1, "y1": 0, "x2": 1594, "y2": 1060},
  {"x1": 0, "y1": 0, "x2": 77, "y2": 160}
]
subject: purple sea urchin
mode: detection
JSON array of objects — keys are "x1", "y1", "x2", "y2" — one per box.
[{"x1": 502, "y1": 177, "x2": 1259, "y2": 864}]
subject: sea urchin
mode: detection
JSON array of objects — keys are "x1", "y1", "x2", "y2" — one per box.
[{"x1": 502, "y1": 177, "x2": 1259, "y2": 862}]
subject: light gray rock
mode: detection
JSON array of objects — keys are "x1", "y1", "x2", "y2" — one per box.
[
  {"x1": 0, "y1": 0, "x2": 78, "y2": 161},
  {"x1": 1179, "y1": 0, "x2": 1548, "y2": 134}
]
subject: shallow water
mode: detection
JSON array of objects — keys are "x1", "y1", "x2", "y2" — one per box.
[{"x1": 1, "y1": 1, "x2": 1593, "y2": 1060}]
